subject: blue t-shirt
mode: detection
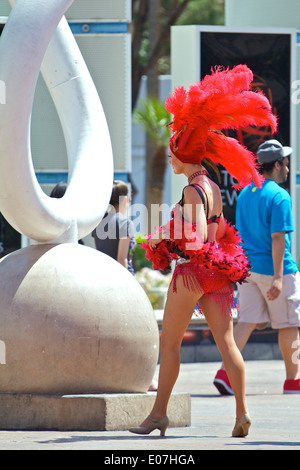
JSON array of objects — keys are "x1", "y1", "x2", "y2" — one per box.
[{"x1": 236, "y1": 179, "x2": 297, "y2": 276}]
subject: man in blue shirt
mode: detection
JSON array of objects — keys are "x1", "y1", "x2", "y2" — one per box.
[{"x1": 214, "y1": 140, "x2": 300, "y2": 395}]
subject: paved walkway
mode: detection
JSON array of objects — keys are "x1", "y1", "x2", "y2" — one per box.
[{"x1": 0, "y1": 360, "x2": 299, "y2": 450}]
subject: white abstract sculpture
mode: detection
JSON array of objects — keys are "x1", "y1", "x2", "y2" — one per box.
[
  {"x1": 0, "y1": 0, "x2": 113, "y2": 243},
  {"x1": 0, "y1": 0, "x2": 159, "y2": 395}
]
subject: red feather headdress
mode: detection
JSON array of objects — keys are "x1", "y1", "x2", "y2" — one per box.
[{"x1": 166, "y1": 65, "x2": 278, "y2": 189}]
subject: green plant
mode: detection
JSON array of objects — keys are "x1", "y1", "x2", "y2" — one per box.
[
  {"x1": 135, "y1": 266, "x2": 172, "y2": 290},
  {"x1": 135, "y1": 267, "x2": 172, "y2": 309},
  {"x1": 133, "y1": 97, "x2": 171, "y2": 146},
  {"x1": 133, "y1": 234, "x2": 152, "y2": 271}
]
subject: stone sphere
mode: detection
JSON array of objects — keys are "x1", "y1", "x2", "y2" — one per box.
[{"x1": 0, "y1": 243, "x2": 159, "y2": 394}]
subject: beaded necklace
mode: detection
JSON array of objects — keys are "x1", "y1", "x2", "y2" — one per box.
[{"x1": 187, "y1": 170, "x2": 208, "y2": 185}]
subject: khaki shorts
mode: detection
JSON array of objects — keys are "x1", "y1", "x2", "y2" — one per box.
[{"x1": 237, "y1": 271, "x2": 300, "y2": 330}]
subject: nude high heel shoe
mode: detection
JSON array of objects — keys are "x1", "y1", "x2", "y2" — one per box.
[
  {"x1": 232, "y1": 413, "x2": 252, "y2": 438},
  {"x1": 129, "y1": 415, "x2": 169, "y2": 437}
]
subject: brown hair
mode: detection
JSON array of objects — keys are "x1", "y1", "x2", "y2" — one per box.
[
  {"x1": 109, "y1": 180, "x2": 129, "y2": 207},
  {"x1": 202, "y1": 158, "x2": 221, "y2": 184}
]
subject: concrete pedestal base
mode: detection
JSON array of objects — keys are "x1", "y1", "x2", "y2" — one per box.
[
  {"x1": 0, "y1": 244, "x2": 159, "y2": 395},
  {"x1": 0, "y1": 392, "x2": 191, "y2": 431}
]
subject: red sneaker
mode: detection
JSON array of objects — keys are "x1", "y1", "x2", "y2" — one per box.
[
  {"x1": 214, "y1": 369, "x2": 234, "y2": 396},
  {"x1": 283, "y1": 376, "x2": 300, "y2": 394}
]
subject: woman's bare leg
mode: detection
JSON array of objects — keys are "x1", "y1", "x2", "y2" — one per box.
[
  {"x1": 139, "y1": 278, "x2": 248, "y2": 428},
  {"x1": 141, "y1": 276, "x2": 200, "y2": 424},
  {"x1": 199, "y1": 294, "x2": 248, "y2": 419}
]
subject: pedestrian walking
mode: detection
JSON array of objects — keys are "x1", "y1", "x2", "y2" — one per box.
[
  {"x1": 92, "y1": 180, "x2": 136, "y2": 273},
  {"x1": 214, "y1": 140, "x2": 300, "y2": 395},
  {"x1": 129, "y1": 65, "x2": 277, "y2": 438}
]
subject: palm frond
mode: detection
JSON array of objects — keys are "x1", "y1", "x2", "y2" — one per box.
[{"x1": 133, "y1": 97, "x2": 171, "y2": 145}]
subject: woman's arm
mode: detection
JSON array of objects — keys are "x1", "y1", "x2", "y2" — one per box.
[
  {"x1": 117, "y1": 237, "x2": 131, "y2": 268},
  {"x1": 216, "y1": 214, "x2": 226, "y2": 241}
]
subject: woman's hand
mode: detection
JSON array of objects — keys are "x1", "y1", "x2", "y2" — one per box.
[{"x1": 148, "y1": 235, "x2": 162, "y2": 251}]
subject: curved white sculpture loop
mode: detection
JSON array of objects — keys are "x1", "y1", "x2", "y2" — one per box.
[{"x1": 0, "y1": 0, "x2": 114, "y2": 243}]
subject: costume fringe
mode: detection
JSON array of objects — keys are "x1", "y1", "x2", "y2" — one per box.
[
  {"x1": 141, "y1": 215, "x2": 249, "y2": 318},
  {"x1": 171, "y1": 262, "x2": 234, "y2": 317}
]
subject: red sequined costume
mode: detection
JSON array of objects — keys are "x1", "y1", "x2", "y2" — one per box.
[
  {"x1": 141, "y1": 65, "x2": 277, "y2": 316},
  {"x1": 141, "y1": 198, "x2": 250, "y2": 316}
]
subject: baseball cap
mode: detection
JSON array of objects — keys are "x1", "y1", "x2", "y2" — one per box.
[{"x1": 257, "y1": 139, "x2": 292, "y2": 164}]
